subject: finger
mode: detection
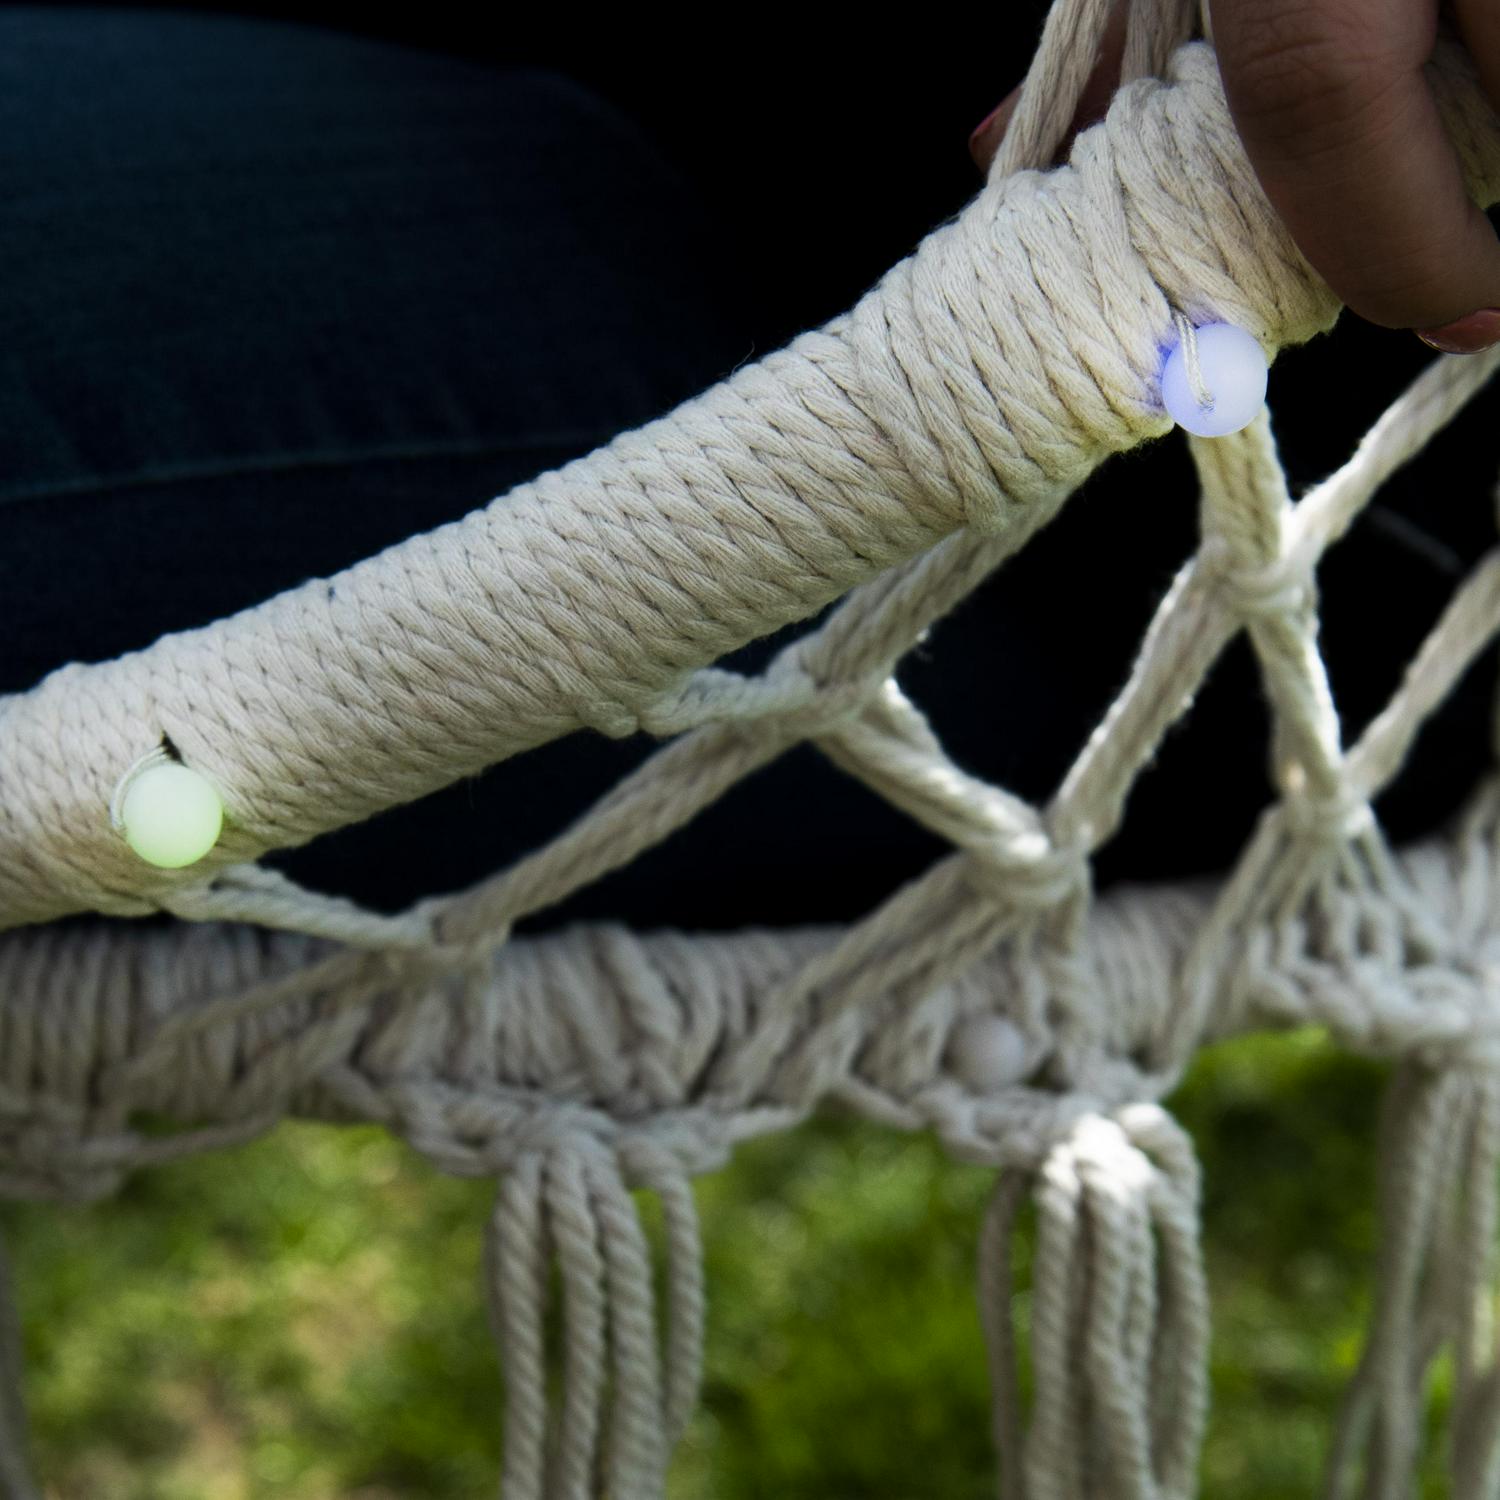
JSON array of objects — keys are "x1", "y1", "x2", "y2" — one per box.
[
  {"x1": 1451, "y1": 0, "x2": 1500, "y2": 120},
  {"x1": 969, "y1": 0, "x2": 1130, "y2": 173},
  {"x1": 1211, "y1": 0, "x2": 1500, "y2": 334},
  {"x1": 968, "y1": 85, "x2": 1022, "y2": 172}
]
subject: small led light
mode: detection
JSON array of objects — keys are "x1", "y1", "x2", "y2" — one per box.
[
  {"x1": 117, "y1": 761, "x2": 224, "y2": 869},
  {"x1": 947, "y1": 1013, "x2": 1035, "y2": 1093},
  {"x1": 1161, "y1": 320, "x2": 1268, "y2": 437}
]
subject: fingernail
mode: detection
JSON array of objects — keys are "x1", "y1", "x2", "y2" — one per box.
[
  {"x1": 968, "y1": 102, "x2": 1003, "y2": 155},
  {"x1": 1414, "y1": 308, "x2": 1500, "y2": 354}
]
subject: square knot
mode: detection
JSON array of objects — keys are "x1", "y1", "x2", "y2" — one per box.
[
  {"x1": 968, "y1": 827, "x2": 1092, "y2": 915},
  {"x1": 997, "y1": 1098, "x2": 1194, "y2": 1183},
  {"x1": 1280, "y1": 780, "x2": 1375, "y2": 842},
  {"x1": 1200, "y1": 537, "x2": 1311, "y2": 621}
]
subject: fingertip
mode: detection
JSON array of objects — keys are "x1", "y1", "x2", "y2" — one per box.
[
  {"x1": 1338, "y1": 196, "x2": 1500, "y2": 335},
  {"x1": 1413, "y1": 306, "x2": 1500, "y2": 354},
  {"x1": 969, "y1": 90, "x2": 1020, "y2": 172}
]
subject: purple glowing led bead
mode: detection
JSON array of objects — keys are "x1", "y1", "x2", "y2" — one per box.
[{"x1": 1161, "y1": 321, "x2": 1268, "y2": 437}]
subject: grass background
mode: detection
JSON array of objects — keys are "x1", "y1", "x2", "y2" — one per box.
[{"x1": 0, "y1": 1025, "x2": 1460, "y2": 1498}]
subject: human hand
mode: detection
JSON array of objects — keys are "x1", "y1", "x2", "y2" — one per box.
[{"x1": 968, "y1": 0, "x2": 1500, "y2": 354}]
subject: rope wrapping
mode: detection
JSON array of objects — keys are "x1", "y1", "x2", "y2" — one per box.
[{"x1": 4, "y1": 33, "x2": 1495, "y2": 932}]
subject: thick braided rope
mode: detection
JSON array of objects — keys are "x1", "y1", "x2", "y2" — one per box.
[{"x1": 16, "y1": 35, "x2": 1500, "y2": 930}]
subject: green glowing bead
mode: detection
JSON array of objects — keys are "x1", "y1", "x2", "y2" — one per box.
[{"x1": 119, "y1": 763, "x2": 224, "y2": 868}]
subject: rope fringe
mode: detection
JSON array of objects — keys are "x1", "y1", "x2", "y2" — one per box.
[
  {"x1": 486, "y1": 1143, "x2": 705, "y2": 1500},
  {"x1": 981, "y1": 1104, "x2": 1208, "y2": 1500},
  {"x1": 1325, "y1": 1062, "x2": 1500, "y2": 1500}
]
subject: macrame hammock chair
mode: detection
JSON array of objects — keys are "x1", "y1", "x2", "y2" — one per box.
[{"x1": 4, "y1": 0, "x2": 1500, "y2": 1493}]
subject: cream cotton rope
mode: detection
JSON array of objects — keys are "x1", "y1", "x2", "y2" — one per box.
[
  {"x1": 3, "y1": 26, "x2": 1428, "y2": 933},
  {"x1": 3, "y1": 0, "x2": 1500, "y2": 1494}
]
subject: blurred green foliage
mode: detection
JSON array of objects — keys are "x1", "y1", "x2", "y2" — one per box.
[{"x1": 0, "y1": 1026, "x2": 1464, "y2": 1497}]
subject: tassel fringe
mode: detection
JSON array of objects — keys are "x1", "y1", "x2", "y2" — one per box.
[
  {"x1": 979, "y1": 1103, "x2": 1209, "y2": 1500},
  {"x1": 486, "y1": 1138, "x2": 704, "y2": 1499}
]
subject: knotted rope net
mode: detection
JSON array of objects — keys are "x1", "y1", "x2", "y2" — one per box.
[{"x1": 5, "y1": 0, "x2": 1500, "y2": 1493}]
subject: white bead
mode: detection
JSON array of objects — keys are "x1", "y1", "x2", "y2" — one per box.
[
  {"x1": 1161, "y1": 321, "x2": 1267, "y2": 437},
  {"x1": 118, "y1": 762, "x2": 223, "y2": 868},
  {"x1": 947, "y1": 1013, "x2": 1035, "y2": 1093}
]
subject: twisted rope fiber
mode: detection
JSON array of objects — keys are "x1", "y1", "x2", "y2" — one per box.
[
  {"x1": 4, "y1": 6, "x2": 1500, "y2": 1497},
  {"x1": 10, "y1": 30, "x2": 1471, "y2": 932}
]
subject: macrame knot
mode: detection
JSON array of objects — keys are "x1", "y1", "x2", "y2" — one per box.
[
  {"x1": 1057, "y1": 1046, "x2": 1168, "y2": 1107},
  {"x1": 636, "y1": 666, "x2": 773, "y2": 737},
  {"x1": 379, "y1": 899, "x2": 512, "y2": 988},
  {"x1": 498, "y1": 1103, "x2": 635, "y2": 1171},
  {"x1": 1199, "y1": 534, "x2": 1312, "y2": 623},
  {"x1": 1280, "y1": 778, "x2": 1376, "y2": 844},
  {"x1": 769, "y1": 678, "x2": 885, "y2": 745},
  {"x1": 572, "y1": 694, "x2": 648, "y2": 741},
  {"x1": 967, "y1": 827, "x2": 1093, "y2": 916},
  {"x1": 639, "y1": 650, "x2": 886, "y2": 747},
  {"x1": 616, "y1": 1112, "x2": 734, "y2": 1183},
  {"x1": 749, "y1": 646, "x2": 888, "y2": 745}
]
